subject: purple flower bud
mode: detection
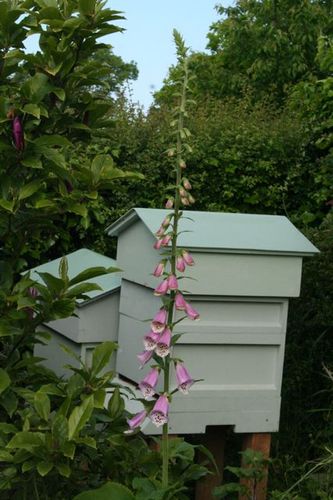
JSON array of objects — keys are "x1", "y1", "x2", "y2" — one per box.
[
  {"x1": 154, "y1": 238, "x2": 163, "y2": 250},
  {"x1": 175, "y1": 292, "x2": 187, "y2": 311},
  {"x1": 161, "y1": 234, "x2": 172, "y2": 247},
  {"x1": 150, "y1": 394, "x2": 169, "y2": 427},
  {"x1": 165, "y1": 199, "x2": 174, "y2": 209},
  {"x1": 182, "y1": 250, "x2": 194, "y2": 266},
  {"x1": 185, "y1": 302, "x2": 200, "y2": 321},
  {"x1": 176, "y1": 256, "x2": 186, "y2": 273},
  {"x1": 143, "y1": 331, "x2": 160, "y2": 351},
  {"x1": 137, "y1": 350, "x2": 154, "y2": 368},
  {"x1": 65, "y1": 180, "x2": 73, "y2": 193},
  {"x1": 127, "y1": 410, "x2": 147, "y2": 430},
  {"x1": 151, "y1": 308, "x2": 167, "y2": 334},
  {"x1": 167, "y1": 274, "x2": 178, "y2": 291},
  {"x1": 154, "y1": 278, "x2": 169, "y2": 296},
  {"x1": 12, "y1": 116, "x2": 24, "y2": 151},
  {"x1": 183, "y1": 178, "x2": 192, "y2": 190},
  {"x1": 179, "y1": 187, "x2": 187, "y2": 198},
  {"x1": 153, "y1": 261, "x2": 165, "y2": 278},
  {"x1": 156, "y1": 328, "x2": 171, "y2": 358},
  {"x1": 138, "y1": 367, "x2": 159, "y2": 399},
  {"x1": 175, "y1": 362, "x2": 194, "y2": 394}
]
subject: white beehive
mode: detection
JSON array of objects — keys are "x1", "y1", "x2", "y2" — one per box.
[{"x1": 107, "y1": 208, "x2": 318, "y2": 434}]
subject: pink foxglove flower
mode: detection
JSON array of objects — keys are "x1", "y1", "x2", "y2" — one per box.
[
  {"x1": 175, "y1": 292, "x2": 187, "y2": 311},
  {"x1": 150, "y1": 394, "x2": 169, "y2": 427},
  {"x1": 165, "y1": 198, "x2": 174, "y2": 209},
  {"x1": 12, "y1": 116, "x2": 24, "y2": 151},
  {"x1": 143, "y1": 331, "x2": 160, "y2": 351},
  {"x1": 161, "y1": 234, "x2": 171, "y2": 246},
  {"x1": 156, "y1": 328, "x2": 171, "y2": 358},
  {"x1": 153, "y1": 261, "x2": 165, "y2": 277},
  {"x1": 137, "y1": 350, "x2": 154, "y2": 368},
  {"x1": 151, "y1": 308, "x2": 167, "y2": 333},
  {"x1": 127, "y1": 410, "x2": 147, "y2": 430},
  {"x1": 185, "y1": 302, "x2": 200, "y2": 320},
  {"x1": 154, "y1": 278, "x2": 169, "y2": 296},
  {"x1": 182, "y1": 250, "x2": 194, "y2": 266},
  {"x1": 167, "y1": 274, "x2": 178, "y2": 290},
  {"x1": 176, "y1": 256, "x2": 186, "y2": 273},
  {"x1": 175, "y1": 363, "x2": 194, "y2": 394},
  {"x1": 138, "y1": 367, "x2": 159, "y2": 399}
]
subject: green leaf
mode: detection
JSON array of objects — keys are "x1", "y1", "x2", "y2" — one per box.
[
  {"x1": 37, "y1": 461, "x2": 53, "y2": 477},
  {"x1": 37, "y1": 272, "x2": 64, "y2": 294},
  {"x1": 62, "y1": 442, "x2": 75, "y2": 459},
  {"x1": 0, "y1": 423, "x2": 17, "y2": 434},
  {"x1": 0, "y1": 450, "x2": 13, "y2": 462},
  {"x1": 0, "y1": 391, "x2": 18, "y2": 417},
  {"x1": 66, "y1": 282, "x2": 102, "y2": 299},
  {"x1": 69, "y1": 266, "x2": 120, "y2": 286},
  {"x1": 0, "y1": 321, "x2": 22, "y2": 337},
  {"x1": 0, "y1": 199, "x2": 15, "y2": 212},
  {"x1": 56, "y1": 462, "x2": 71, "y2": 477},
  {"x1": 23, "y1": 103, "x2": 41, "y2": 119},
  {"x1": 52, "y1": 414, "x2": 68, "y2": 447},
  {"x1": 75, "y1": 436, "x2": 96, "y2": 449},
  {"x1": 73, "y1": 482, "x2": 135, "y2": 500},
  {"x1": 79, "y1": 0, "x2": 95, "y2": 16},
  {"x1": 108, "y1": 387, "x2": 124, "y2": 419},
  {"x1": 34, "y1": 135, "x2": 71, "y2": 148},
  {"x1": 21, "y1": 156, "x2": 42, "y2": 169},
  {"x1": 6, "y1": 432, "x2": 45, "y2": 451},
  {"x1": 68, "y1": 396, "x2": 94, "y2": 440},
  {"x1": 18, "y1": 180, "x2": 43, "y2": 200},
  {"x1": 0, "y1": 369, "x2": 10, "y2": 395},
  {"x1": 91, "y1": 342, "x2": 116, "y2": 377},
  {"x1": 34, "y1": 391, "x2": 50, "y2": 421}
]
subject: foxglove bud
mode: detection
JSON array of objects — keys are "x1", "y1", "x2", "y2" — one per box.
[
  {"x1": 139, "y1": 367, "x2": 160, "y2": 399},
  {"x1": 154, "y1": 278, "x2": 169, "y2": 296},
  {"x1": 151, "y1": 308, "x2": 167, "y2": 333},
  {"x1": 175, "y1": 362, "x2": 194, "y2": 394},
  {"x1": 185, "y1": 302, "x2": 200, "y2": 320},
  {"x1": 137, "y1": 350, "x2": 154, "y2": 368},
  {"x1": 153, "y1": 238, "x2": 163, "y2": 250},
  {"x1": 182, "y1": 250, "x2": 194, "y2": 266},
  {"x1": 188, "y1": 194, "x2": 195, "y2": 204},
  {"x1": 176, "y1": 256, "x2": 186, "y2": 273},
  {"x1": 162, "y1": 215, "x2": 171, "y2": 228},
  {"x1": 153, "y1": 261, "x2": 165, "y2": 277},
  {"x1": 161, "y1": 234, "x2": 171, "y2": 246},
  {"x1": 181, "y1": 197, "x2": 190, "y2": 206},
  {"x1": 183, "y1": 178, "x2": 192, "y2": 190},
  {"x1": 179, "y1": 187, "x2": 187, "y2": 198},
  {"x1": 167, "y1": 274, "x2": 178, "y2": 290},
  {"x1": 165, "y1": 198, "x2": 174, "y2": 209},
  {"x1": 155, "y1": 226, "x2": 165, "y2": 237},
  {"x1": 179, "y1": 160, "x2": 186, "y2": 169},
  {"x1": 127, "y1": 410, "x2": 147, "y2": 430},
  {"x1": 175, "y1": 292, "x2": 187, "y2": 311}
]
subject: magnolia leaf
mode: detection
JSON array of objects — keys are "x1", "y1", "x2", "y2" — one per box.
[
  {"x1": 73, "y1": 482, "x2": 135, "y2": 500},
  {"x1": 0, "y1": 369, "x2": 10, "y2": 394},
  {"x1": 6, "y1": 432, "x2": 45, "y2": 451},
  {"x1": 18, "y1": 180, "x2": 43, "y2": 200},
  {"x1": 56, "y1": 462, "x2": 71, "y2": 477},
  {"x1": 34, "y1": 391, "x2": 50, "y2": 421},
  {"x1": 68, "y1": 396, "x2": 94, "y2": 440},
  {"x1": 91, "y1": 341, "x2": 116, "y2": 377},
  {"x1": 69, "y1": 266, "x2": 120, "y2": 286},
  {"x1": 23, "y1": 103, "x2": 41, "y2": 118}
]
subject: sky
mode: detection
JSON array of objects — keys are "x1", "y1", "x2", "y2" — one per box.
[{"x1": 104, "y1": 1, "x2": 233, "y2": 109}]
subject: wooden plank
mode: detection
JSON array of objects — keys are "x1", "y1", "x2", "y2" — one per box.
[
  {"x1": 239, "y1": 433, "x2": 271, "y2": 500},
  {"x1": 195, "y1": 426, "x2": 226, "y2": 500}
]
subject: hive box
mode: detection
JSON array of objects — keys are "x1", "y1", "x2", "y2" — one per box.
[
  {"x1": 31, "y1": 249, "x2": 121, "y2": 377},
  {"x1": 107, "y1": 209, "x2": 318, "y2": 434}
]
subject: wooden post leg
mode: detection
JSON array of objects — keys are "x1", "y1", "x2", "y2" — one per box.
[
  {"x1": 239, "y1": 433, "x2": 271, "y2": 500},
  {"x1": 195, "y1": 426, "x2": 226, "y2": 500}
]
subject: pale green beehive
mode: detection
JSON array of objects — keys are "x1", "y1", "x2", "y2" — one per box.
[
  {"x1": 107, "y1": 208, "x2": 318, "y2": 434},
  {"x1": 30, "y1": 249, "x2": 121, "y2": 377}
]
